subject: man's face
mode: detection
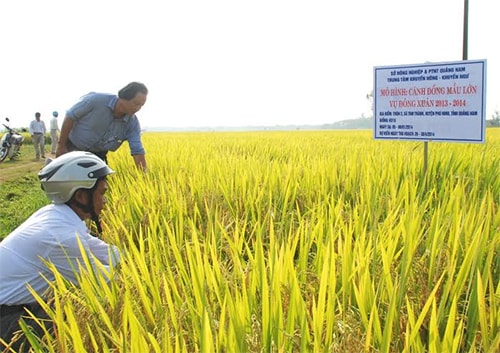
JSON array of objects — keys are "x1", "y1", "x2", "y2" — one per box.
[
  {"x1": 93, "y1": 179, "x2": 109, "y2": 216},
  {"x1": 125, "y1": 92, "x2": 147, "y2": 115}
]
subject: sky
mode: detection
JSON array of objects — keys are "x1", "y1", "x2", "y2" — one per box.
[{"x1": 0, "y1": 0, "x2": 498, "y2": 129}]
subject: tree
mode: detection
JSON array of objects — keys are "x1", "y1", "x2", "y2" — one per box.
[
  {"x1": 366, "y1": 90, "x2": 374, "y2": 117},
  {"x1": 489, "y1": 110, "x2": 500, "y2": 127}
]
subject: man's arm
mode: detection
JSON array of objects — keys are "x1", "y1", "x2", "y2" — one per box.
[
  {"x1": 55, "y1": 117, "x2": 74, "y2": 157},
  {"x1": 28, "y1": 121, "x2": 34, "y2": 136},
  {"x1": 132, "y1": 154, "x2": 147, "y2": 171},
  {"x1": 52, "y1": 233, "x2": 120, "y2": 283}
]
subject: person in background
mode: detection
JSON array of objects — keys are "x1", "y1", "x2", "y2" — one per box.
[
  {"x1": 49, "y1": 111, "x2": 60, "y2": 155},
  {"x1": 0, "y1": 151, "x2": 120, "y2": 351},
  {"x1": 29, "y1": 112, "x2": 46, "y2": 160},
  {"x1": 56, "y1": 82, "x2": 148, "y2": 171}
]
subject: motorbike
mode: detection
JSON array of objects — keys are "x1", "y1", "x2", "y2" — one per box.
[{"x1": 0, "y1": 117, "x2": 25, "y2": 162}]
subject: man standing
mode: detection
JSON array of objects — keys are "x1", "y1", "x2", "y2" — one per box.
[
  {"x1": 56, "y1": 82, "x2": 148, "y2": 170},
  {"x1": 29, "y1": 112, "x2": 46, "y2": 160},
  {"x1": 0, "y1": 151, "x2": 120, "y2": 351},
  {"x1": 49, "y1": 111, "x2": 60, "y2": 155}
]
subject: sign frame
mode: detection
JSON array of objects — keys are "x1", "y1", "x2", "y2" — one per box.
[{"x1": 373, "y1": 59, "x2": 487, "y2": 143}]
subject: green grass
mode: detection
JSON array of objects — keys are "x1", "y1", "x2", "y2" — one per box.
[
  {"x1": 0, "y1": 141, "x2": 50, "y2": 238},
  {"x1": 0, "y1": 174, "x2": 48, "y2": 238}
]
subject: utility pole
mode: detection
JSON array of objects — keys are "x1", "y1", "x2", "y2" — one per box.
[{"x1": 462, "y1": 0, "x2": 469, "y2": 60}]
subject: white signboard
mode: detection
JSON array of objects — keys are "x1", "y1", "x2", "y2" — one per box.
[{"x1": 373, "y1": 60, "x2": 487, "y2": 143}]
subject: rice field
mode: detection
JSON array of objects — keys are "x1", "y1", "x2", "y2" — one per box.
[{"x1": 20, "y1": 129, "x2": 500, "y2": 352}]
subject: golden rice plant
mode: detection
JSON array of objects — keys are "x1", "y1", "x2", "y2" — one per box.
[{"x1": 21, "y1": 129, "x2": 499, "y2": 352}]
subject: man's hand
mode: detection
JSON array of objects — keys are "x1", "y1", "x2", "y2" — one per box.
[{"x1": 132, "y1": 154, "x2": 147, "y2": 172}]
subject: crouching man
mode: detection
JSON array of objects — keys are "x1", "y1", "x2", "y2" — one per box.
[{"x1": 0, "y1": 151, "x2": 120, "y2": 351}]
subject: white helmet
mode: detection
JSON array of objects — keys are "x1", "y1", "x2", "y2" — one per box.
[{"x1": 38, "y1": 151, "x2": 115, "y2": 204}]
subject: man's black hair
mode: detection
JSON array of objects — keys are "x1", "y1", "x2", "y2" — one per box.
[{"x1": 118, "y1": 82, "x2": 148, "y2": 100}]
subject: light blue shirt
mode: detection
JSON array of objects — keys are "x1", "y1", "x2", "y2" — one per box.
[
  {"x1": 67, "y1": 92, "x2": 145, "y2": 155},
  {"x1": 29, "y1": 120, "x2": 46, "y2": 135},
  {"x1": 0, "y1": 204, "x2": 120, "y2": 305}
]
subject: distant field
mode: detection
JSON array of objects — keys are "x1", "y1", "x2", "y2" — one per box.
[{"x1": 2, "y1": 129, "x2": 499, "y2": 352}]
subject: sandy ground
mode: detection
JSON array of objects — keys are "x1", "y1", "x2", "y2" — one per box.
[{"x1": 0, "y1": 158, "x2": 47, "y2": 184}]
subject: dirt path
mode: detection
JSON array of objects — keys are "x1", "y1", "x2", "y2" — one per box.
[{"x1": 0, "y1": 158, "x2": 48, "y2": 183}]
